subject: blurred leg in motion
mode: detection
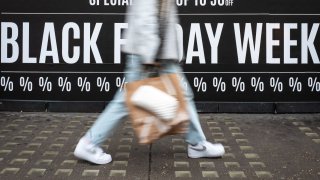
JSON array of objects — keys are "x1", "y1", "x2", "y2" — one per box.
[
  {"x1": 161, "y1": 61, "x2": 225, "y2": 158},
  {"x1": 160, "y1": 60, "x2": 206, "y2": 145},
  {"x1": 85, "y1": 55, "x2": 144, "y2": 145},
  {"x1": 74, "y1": 55, "x2": 144, "y2": 164}
]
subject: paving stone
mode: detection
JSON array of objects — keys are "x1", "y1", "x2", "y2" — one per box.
[
  {"x1": 175, "y1": 171, "x2": 192, "y2": 178},
  {"x1": 82, "y1": 170, "x2": 99, "y2": 177},
  {"x1": 174, "y1": 161, "x2": 189, "y2": 168},
  {"x1": 212, "y1": 132, "x2": 224, "y2": 137},
  {"x1": 249, "y1": 162, "x2": 266, "y2": 168},
  {"x1": 35, "y1": 159, "x2": 53, "y2": 166},
  {"x1": 255, "y1": 171, "x2": 273, "y2": 178},
  {"x1": 115, "y1": 152, "x2": 130, "y2": 159},
  {"x1": 19, "y1": 130, "x2": 32, "y2": 134},
  {"x1": 6, "y1": 124, "x2": 19, "y2": 128},
  {"x1": 18, "y1": 150, "x2": 35, "y2": 156},
  {"x1": 209, "y1": 127, "x2": 222, "y2": 131},
  {"x1": 174, "y1": 153, "x2": 188, "y2": 159},
  {"x1": 112, "y1": 160, "x2": 128, "y2": 167},
  {"x1": 27, "y1": 168, "x2": 46, "y2": 176},
  {"x1": 42, "y1": 151, "x2": 58, "y2": 157},
  {"x1": 33, "y1": 136, "x2": 48, "y2": 141},
  {"x1": 40, "y1": 131, "x2": 53, "y2": 135},
  {"x1": 12, "y1": 136, "x2": 27, "y2": 140},
  {"x1": 312, "y1": 139, "x2": 320, "y2": 144},
  {"x1": 61, "y1": 160, "x2": 78, "y2": 166},
  {"x1": 172, "y1": 145, "x2": 186, "y2": 151},
  {"x1": 236, "y1": 139, "x2": 249, "y2": 144},
  {"x1": 292, "y1": 122, "x2": 305, "y2": 126},
  {"x1": 120, "y1": 138, "x2": 133, "y2": 143},
  {"x1": 207, "y1": 121, "x2": 219, "y2": 126},
  {"x1": 26, "y1": 143, "x2": 42, "y2": 149},
  {"x1": 225, "y1": 122, "x2": 237, "y2": 126},
  {"x1": 199, "y1": 162, "x2": 215, "y2": 168},
  {"x1": 0, "y1": 150, "x2": 12, "y2": 156},
  {"x1": 0, "y1": 168, "x2": 20, "y2": 175},
  {"x1": 224, "y1": 162, "x2": 241, "y2": 168},
  {"x1": 229, "y1": 127, "x2": 242, "y2": 132},
  {"x1": 232, "y1": 132, "x2": 245, "y2": 137},
  {"x1": 202, "y1": 171, "x2": 219, "y2": 178},
  {"x1": 3, "y1": 142, "x2": 18, "y2": 148},
  {"x1": 244, "y1": 153, "x2": 260, "y2": 159},
  {"x1": 10, "y1": 158, "x2": 28, "y2": 165},
  {"x1": 214, "y1": 138, "x2": 228, "y2": 143},
  {"x1": 229, "y1": 171, "x2": 247, "y2": 178},
  {"x1": 240, "y1": 146, "x2": 254, "y2": 151},
  {"x1": 109, "y1": 170, "x2": 126, "y2": 177},
  {"x1": 172, "y1": 138, "x2": 184, "y2": 143},
  {"x1": 223, "y1": 153, "x2": 236, "y2": 159},
  {"x1": 299, "y1": 127, "x2": 313, "y2": 132},
  {"x1": 305, "y1": 133, "x2": 319, "y2": 137},
  {"x1": 54, "y1": 137, "x2": 69, "y2": 142},
  {"x1": 54, "y1": 169, "x2": 73, "y2": 176}
]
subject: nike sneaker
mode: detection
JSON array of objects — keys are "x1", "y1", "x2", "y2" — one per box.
[
  {"x1": 74, "y1": 137, "x2": 112, "y2": 164},
  {"x1": 188, "y1": 140, "x2": 225, "y2": 158}
]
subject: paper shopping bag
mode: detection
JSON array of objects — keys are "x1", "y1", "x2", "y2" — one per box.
[{"x1": 125, "y1": 73, "x2": 189, "y2": 144}]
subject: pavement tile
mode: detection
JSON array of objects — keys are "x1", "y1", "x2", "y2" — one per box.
[
  {"x1": 249, "y1": 162, "x2": 266, "y2": 168},
  {"x1": 54, "y1": 169, "x2": 73, "y2": 176},
  {"x1": 1, "y1": 168, "x2": 20, "y2": 175},
  {"x1": 255, "y1": 171, "x2": 273, "y2": 178},
  {"x1": 224, "y1": 162, "x2": 240, "y2": 168},
  {"x1": 175, "y1": 171, "x2": 192, "y2": 178},
  {"x1": 202, "y1": 170, "x2": 219, "y2": 178},
  {"x1": 199, "y1": 161, "x2": 215, "y2": 168},
  {"x1": 109, "y1": 170, "x2": 126, "y2": 177},
  {"x1": 228, "y1": 171, "x2": 247, "y2": 178}
]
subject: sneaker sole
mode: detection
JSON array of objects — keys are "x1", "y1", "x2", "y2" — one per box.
[{"x1": 74, "y1": 149, "x2": 112, "y2": 165}]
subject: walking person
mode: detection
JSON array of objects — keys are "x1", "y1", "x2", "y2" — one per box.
[{"x1": 74, "y1": 0, "x2": 225, "y2": 165}]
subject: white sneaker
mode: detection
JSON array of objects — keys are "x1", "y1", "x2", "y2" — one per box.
[
  {"x1": 74, "y1": 137, "x2": 112, "y2": 165},
  {"x1": 188, "y1": 141, "x2": 225, "y2": 158}
]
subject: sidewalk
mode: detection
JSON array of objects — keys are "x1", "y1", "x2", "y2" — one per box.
[{"x1": 0, "y1": 112, "x2": 319, "y2": 179}]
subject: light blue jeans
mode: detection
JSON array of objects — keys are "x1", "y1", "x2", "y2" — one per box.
[{"x1": 86, "y1": 55, "x2": 206, "y2": 145}]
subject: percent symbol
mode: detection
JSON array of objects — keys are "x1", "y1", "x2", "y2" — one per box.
[
  {"x1": 39, "y1": 77, "x2": 52, "y2": 92},
  {"x1": 308, "y1": 77, "x2": 320, "y2": 92},
  {"x1": 212, "y1": 77, "x2": 226, "y2": 92},
  {"x1": 116, "y1": 77, "x2": 127, "y2": 92},
  {"x1": 58, "y1": 77, "x2": 72, "y2": 92},
  {"x1": 19, "y1": 77, "x2": 33, "y2": 92},
  {"x1": 251, "y1": 77, "x2": 264, "y2": 92},
  {"x1": 270, "y1": 77, "x2": 283, "y2": 92},
  {"x1": 231, "y1": 77, "x2": 245, "y2": 92},
  {"x1": 289, "y1": 77, "x2": 302, "y2": 92},
  {"x1": 0, "y1": 76, "x2": 14, "y2": 91},
  {"x1": 97, "y1": 77, "x2": 110, "y2": 92},
  {"x1": 193, "y1": 77, "x2": 207, "y2": 92},
  {"x1": 77, "y1": 77, "x2": 91, "y2": 92}
]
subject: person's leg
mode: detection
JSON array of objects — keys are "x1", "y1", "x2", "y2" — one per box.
[
  {"x1": 85, "y1": 90, "x2": 127, "y2": 145},
  {"x1": 74, "y1": 55, "x2": 144, "y2": 164},
  {"x1": 160, "y1": 61, "x2": 206, "y2": 145},
  {"x1": 85, "y1": 55, "x2": 144, "y2": 145},
  {"x1": 160, "y1": 61, "x2": 225, "y2": 158}
]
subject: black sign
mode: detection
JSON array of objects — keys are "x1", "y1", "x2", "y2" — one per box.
[{"x1": 1, "y1": 0, "x2": 319, "y2": 103}]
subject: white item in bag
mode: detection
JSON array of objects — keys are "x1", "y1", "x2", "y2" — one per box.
[{"x1": 130, "y1": 85, "x2": 179, "y2": 121}]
